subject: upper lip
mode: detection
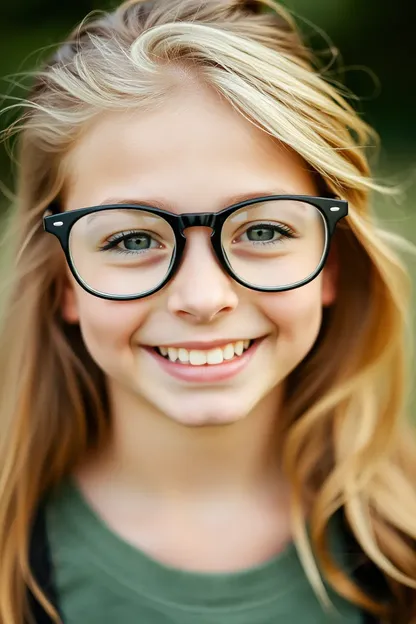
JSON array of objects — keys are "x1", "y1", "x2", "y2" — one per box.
[{"x1": 145, "y1": 337, "x2": 264, "y2": 350}]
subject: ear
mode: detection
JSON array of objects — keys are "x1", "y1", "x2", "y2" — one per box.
[
  {"x1": 61, "y1": 274, "x2": 80, "y2": 324},
  {"x1": 321, "y1": 244, "x2": 338, "y2": 307}
]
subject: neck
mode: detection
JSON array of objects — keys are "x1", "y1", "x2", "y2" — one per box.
[{"x1": 76, "y1": 384, "x2": 288, "y2": 503}]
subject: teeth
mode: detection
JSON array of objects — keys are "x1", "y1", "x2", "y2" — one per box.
[
  {"x1": 157, "y1": 340, "x2": 253, "y2": 366},
  {"x1": 178, "y1": 348, "x2": 189, "y2": 363},
  {"x1": 234, "y1": 340, "x2": 244, "y2": 356},
  {"x1": 207, "y1": 348, "x2": 224, "y2": 365},
  {"x1": 189, "y1": 350, "x2": 207, "y2": 366},
  {"x1": 223, "y1": 343, "x2": 235, "y2": 360},
  {"x1": 167, "y1": 347, "x2": 178, "y2": 362}
]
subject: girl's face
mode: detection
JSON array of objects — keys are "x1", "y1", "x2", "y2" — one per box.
[{"x1": 62, "y1": 84, "x2": 336, "y2": 427}]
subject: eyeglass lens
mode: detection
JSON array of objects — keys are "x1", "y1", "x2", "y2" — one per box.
[{"x1": 68, "y1": 199, "x2": 327, "y2": 297}]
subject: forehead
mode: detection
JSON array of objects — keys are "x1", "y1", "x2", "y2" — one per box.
[{"x1": 64, "y1": 85, "x2": 318, "y2": 213}]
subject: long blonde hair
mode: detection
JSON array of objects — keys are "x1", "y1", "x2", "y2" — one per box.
[{"x1": 0, "y1": 0, "x2": 415, "y2": 622}]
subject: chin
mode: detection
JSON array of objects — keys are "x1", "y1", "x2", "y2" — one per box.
[{"x1": 162, "y1": 401, "x2": 250, "y2": 428}]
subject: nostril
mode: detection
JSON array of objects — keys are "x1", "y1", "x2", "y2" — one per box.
[{"x1": 175, "y1": 305, "x2": 234, "y2": 323}]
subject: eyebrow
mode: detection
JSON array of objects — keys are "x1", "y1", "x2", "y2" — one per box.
[{"x1": 93, "y1": 188, "x2": 297, "y2": 213}]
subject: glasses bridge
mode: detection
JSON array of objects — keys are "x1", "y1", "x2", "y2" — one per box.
[{"x1": 178, "y1": 213, "x2": 216, "y2": 232}]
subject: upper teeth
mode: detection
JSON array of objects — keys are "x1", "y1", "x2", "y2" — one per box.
[{"x1": 158, "y1": 340, "x2": 251, "y2": 366}]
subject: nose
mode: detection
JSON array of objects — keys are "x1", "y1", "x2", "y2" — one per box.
[{"x1": 166, "y1": 229, "x2": 238, "y2": 323}]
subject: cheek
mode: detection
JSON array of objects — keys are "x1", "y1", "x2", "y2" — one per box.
[
  {"x1": 258, "y1": 279, "x2": 324, "y2": 345},
  {"x1": 74, "y1": 290, "x2": 151, "y2": 365}
]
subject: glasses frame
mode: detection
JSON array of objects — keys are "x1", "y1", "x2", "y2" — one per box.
[{"x1": 43, "y1": 194, "x2": 348, "y2": 300}]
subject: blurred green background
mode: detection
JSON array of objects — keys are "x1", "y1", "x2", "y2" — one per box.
[{"x1": 0, "y1": 0, "x2": 415, "y2": 364}]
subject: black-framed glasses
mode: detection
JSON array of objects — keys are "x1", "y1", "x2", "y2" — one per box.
[{"x1": 43, "y1": 195, "x2": 348, "y2": 300}]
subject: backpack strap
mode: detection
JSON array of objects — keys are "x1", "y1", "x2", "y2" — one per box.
[
  {"x1": 27, "y1": 503, "x2": 62, "y2": 624},
  {"x1": 339, "y1": 509, "x2": 389, "y2": 624}
]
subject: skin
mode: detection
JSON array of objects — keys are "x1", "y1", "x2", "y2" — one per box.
[{"x1": 62, "y1": 83, "x2": 337, "y2": 570}]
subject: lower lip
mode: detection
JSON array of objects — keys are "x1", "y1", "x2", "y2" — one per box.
[{"x1": 143, "y1": 339, "x2": 264, "y2": 383}]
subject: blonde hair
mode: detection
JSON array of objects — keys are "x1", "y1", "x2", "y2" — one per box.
[{"x1": 0, "y1": 0, "x2": 415, "y2": 622}]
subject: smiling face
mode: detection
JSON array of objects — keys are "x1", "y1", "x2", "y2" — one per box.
[{"x1": 61, "y1": 84, "x2": 336, "y2": 427}]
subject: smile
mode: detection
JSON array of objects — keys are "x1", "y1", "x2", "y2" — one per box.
[
  {"x1": 155, "y1": 340, "x2": 253, "y2": 366},
  {"x1": 143, "y1": 337, "x2": 264, "y2": 383}
]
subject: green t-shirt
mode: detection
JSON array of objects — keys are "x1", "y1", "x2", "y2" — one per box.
[{"x1": 46, "y1": 479, "x2": 364, "y2": 623}]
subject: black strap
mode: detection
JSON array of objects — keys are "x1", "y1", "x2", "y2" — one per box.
[
  {"x1": 339, "y1": 510, "x2": 387, "y2": 624},
  {"x1": 27, "y1": 504, "x2": 61, "y2": 624}
]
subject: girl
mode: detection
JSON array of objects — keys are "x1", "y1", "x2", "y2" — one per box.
[{"x1": 0, "y1": 0, "x2": 415, "y2": 622}]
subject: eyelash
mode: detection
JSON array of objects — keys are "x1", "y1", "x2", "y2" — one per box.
[
  {"x1": 98, "y1": 230, "x2": 157, "y2": 254},
  {"x1": 238, "y1": 222, "x2": 297, "y2": 244},
  {"x1": 97, "y1": 222, "x2": 296, "y2": 255}
]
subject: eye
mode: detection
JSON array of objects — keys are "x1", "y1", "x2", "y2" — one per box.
[
  {"x1": 236, "y1": 222, "x2": 295, "y2": 244},
  {"x1": 99, "y1": 230, "x2": 162, "y2": 253},
  {"x1": 121, "y1": 233, "x2": 155, "y2": 251}
]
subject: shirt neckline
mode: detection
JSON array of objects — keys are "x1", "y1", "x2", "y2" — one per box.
[{"x1": 48, "y1": 476, "x2": 310, "y2": 610}]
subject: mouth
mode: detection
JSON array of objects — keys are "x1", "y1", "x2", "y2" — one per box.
[
  {"x1": 143, "y1": 337, "x2": 265, "y2": 383},
  {"x1": 152, "y1": 339, "x2": 256, "y2": 367}
]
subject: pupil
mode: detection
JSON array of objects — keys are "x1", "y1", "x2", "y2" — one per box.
[
  {"x1": 248, "y1": 227, "x2": 274, "y2": 242},
  {"x1": 124, "y1": 234, "x2": 149, "y2": 250}
]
